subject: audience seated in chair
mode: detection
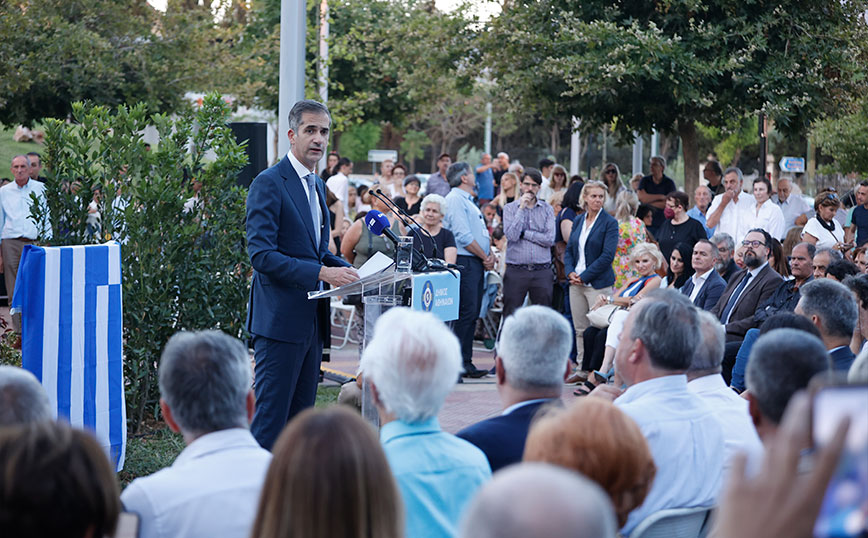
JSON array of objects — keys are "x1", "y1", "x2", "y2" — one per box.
[
  {"x1": 250, "y1": 406, "x2": 402, "y2": 538},
  {"x1": 457, "y1": 305, "x2": 571, "y2": 472},
  {"x1": 459, "y1": 463, "x2": 617, "y2": 538},
  {"x1": 121, "y1": 331, "x2": 272, "y2": 538},
  {"x1": 0, "y1": 421, "x2": 120, "y2": 538},
  {"x1": 360, "y1": 307, "x2": 491, "y2": 538},
  {"x1": 524, "y1": 397, "x2": 656, "y2": 528}
]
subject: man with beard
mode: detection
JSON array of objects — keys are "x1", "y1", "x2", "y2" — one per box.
[
  {"x1": 711, "y1": 229, "x2": 783, "y2": 383},
  {"x1": 711, "y1": 233, "x2": 739, "y2": 283}
]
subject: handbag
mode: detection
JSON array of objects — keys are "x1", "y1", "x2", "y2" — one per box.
[{"x1": 586, "y1": 303, "x2": 623, "y2": 329}]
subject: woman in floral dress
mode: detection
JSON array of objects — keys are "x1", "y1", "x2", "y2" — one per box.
[{"x1": 612, "y1": 190, "x2": 647, "y2": 288}]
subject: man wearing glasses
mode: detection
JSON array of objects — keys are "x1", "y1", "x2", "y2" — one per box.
[
  {"x1": 711, "y1": 229, "x2": 783, "y2": 383},
  {"x1": 501, "y1": 168, "x2": 555, "y2": 318}
]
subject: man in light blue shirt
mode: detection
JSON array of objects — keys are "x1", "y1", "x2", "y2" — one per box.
[
  {"x1": 591, "y1": 289, "x2": 725, "y2": 536},
  {"x1": 687, "y1": 185, "x2": 716, "y2": 238},
  {"x1": 360, "y1": 308, "x2": 491, "y2": 538},
  {"x1": 443, "y1": 162, "x2": 494, "y2": 377}
]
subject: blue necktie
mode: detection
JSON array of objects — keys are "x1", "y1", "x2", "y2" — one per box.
[
  {"x1": 720, "y1": 272, "x2": 752, "y2": 324},
  {"x1": 304, "y1": 174, "x2": 321, "y2": 246}
]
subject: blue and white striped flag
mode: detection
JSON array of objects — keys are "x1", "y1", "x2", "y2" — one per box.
[{"x1": 12, "y1": 242, "x2": 126, "y2": 471}]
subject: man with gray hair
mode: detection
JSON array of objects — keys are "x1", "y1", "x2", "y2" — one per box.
[
  {"x1": 812, "y1": 246, "x2": 842, "y2": 280},
  {"x1": 2, "y1": 154, "x2": 49, "y2": 333},
  {"x1": 772, "y1": 176, "x2": 812, "y2": 228},
  {"x1": 121, "y1": 331, "x2": 272, "y2": 538},
  {"x1": 459, "y1": 463, "x2": 618, "y2": 538},
  {"x1": 457, "y1": 306, "x2": 571, "y2": 471},
  {"x1": 745, "y1": 328, "x2": 830, "y2": 443},
  {"x1": 687, "y1": 311, "x2": 763, "y2": 473},
  {"x1": 443, "y1": 161, "x2": 495, "y2": 377},
  {"x1": 360, "y1": 307, "x2": 491, "y2": 538},
  {"x1": 591, "y1": 289, "x2": 724, "y2": 535},
  {"x1": 712, "y1": 232, "x2": 739, "y2": 283},
  {"x1": 795, "y1": 278, "x2": 858, "y2": 371},
  {"x1": 706, "y1": 166, "x2": 756, "y2": 244},
  {"x1": 0, "y1": 365, "x2": 52, "y2": 425}
]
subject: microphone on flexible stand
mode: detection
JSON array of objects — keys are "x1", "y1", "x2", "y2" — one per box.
[
  {"x1": 372, "y1": 188, "x2": 440, "y2": 259},
  {"x1": 364, "y1": 210, "x2": 430, "y2": 272}
]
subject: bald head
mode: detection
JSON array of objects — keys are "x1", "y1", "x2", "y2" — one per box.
[{"x1": 459, "y1": 463, "x2": 617, "y2": 538}]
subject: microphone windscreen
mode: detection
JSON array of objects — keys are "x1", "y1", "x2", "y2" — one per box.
[{"x1": 365, "y1": 209, "x2": 390, "y2": 236}]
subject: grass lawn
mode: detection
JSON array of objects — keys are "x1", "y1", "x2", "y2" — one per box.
[
  {"x1": 118, "y1": 384, "x2": 343, "y2": 487},
  {"x1": 0, "y1": 125, "x2": 45, "y2": 177}
]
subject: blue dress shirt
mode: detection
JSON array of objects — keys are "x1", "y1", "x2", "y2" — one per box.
[
  {"x1": 381, "y1": 417, "x2": 491, "y2": 538},
  {"x1": 444, "y1": 188, "x2": 490, "y2": 258},
  {"x1": 615, "y1": 375, "x2": 725, "y2": 535},
  {"x1": 687, "y1": 205, "x2": 716, "y2": 238}
]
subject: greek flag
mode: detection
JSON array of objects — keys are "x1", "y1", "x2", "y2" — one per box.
[{"x1": 12, "y1": 242, "x2": 126, "y2": 471}]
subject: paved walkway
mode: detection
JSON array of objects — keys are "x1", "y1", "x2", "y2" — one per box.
[{"x1": 325, "y1": 339, "x2": 578, "y2": 433}]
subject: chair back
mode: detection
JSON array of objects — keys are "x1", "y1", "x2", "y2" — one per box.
[{"x1": 629, "y1": 506, "x2": 712, "y2": 538}]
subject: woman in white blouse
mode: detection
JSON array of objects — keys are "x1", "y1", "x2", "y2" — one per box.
[
  {"x1": 802, "y1": 189, "x2": 849, "y2": 251},
  {"x1": 750, "y1": 177, "x2": 785, "y2": 240}
]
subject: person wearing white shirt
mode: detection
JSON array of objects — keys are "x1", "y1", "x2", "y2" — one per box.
[
  {"x1": 802, "y1": 190, "x2": 848, "y2": 251},
  {"x1": 1, "y1": 155, "x2": 49, "y2": 333},
  {"x1": 772, "y1": 177, "x2": 813, "y2": 229},
  {"x1": 749, "y1": 177, "x2": 785, "y2": 240},
  {"x1": 706, "y1": 167, "x2": 756, "y2": 245},
  {"x1": 589, "y1": 290, "x2": 724, "y2": 536},
  {"x1": 688, "y1": 311, "x2": 764, "y2": 476},
  {"x1": 121, "y1": 331, "x2": 272, "y2": 538},
  {"x1": 326, "y1": 157, "x2": 352, "y2": 215}
]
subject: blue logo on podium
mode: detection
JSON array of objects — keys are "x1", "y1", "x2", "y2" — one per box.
[{"x1": 421, "y1": 280, "x2": 434, "y2": 311}]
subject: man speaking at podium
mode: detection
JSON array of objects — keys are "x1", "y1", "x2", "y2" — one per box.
[{"x1": 246, "y1": 100, "x2": 358, "y2": 450}]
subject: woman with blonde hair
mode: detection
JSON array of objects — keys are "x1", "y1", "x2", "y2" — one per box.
[
  {"x1": 600, "y1": 162, "x2": 627, "y2": 215},
  {"x1": 494, "y1": 172, "x2": 519, "y2": 209},
  {"x1": 612, "y1": 189, "x2": 648, "y2": 288},
  {"x1": 250, "y1": 406, "x2": 403, "y2": 538},
  {"x1": 524, "y1": 398, "x2": 656, "y2": 528},
  {"x1": 540, "y1": 164, "x2": 568, "y2": 202}
]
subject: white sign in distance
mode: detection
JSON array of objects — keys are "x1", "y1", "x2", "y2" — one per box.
[
  {"x1": 779, "y1": 156, "x2": 806, "y2": 173},
  {"x1": 367, "y1": 149, "x2": 398, "y2": 163}
]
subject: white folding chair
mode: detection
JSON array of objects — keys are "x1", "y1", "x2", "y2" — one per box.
[
  {"x1": 629, "y1": 506, "x2": 712, "y2": 538},
  {"x1": 330, "y1": 297, "x2": 360, "y2": 349}
]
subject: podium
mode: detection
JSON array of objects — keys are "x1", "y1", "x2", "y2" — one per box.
[{"x1": 309, "y1": 266, "x2": 460, "y2": 424}]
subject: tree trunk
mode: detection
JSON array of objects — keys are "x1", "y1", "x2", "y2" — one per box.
[
  {"x1": 550, "y1": 123, "x2": 558, "y2": 156},
  {"x1": 679, "y1": 119, "x2": 700, "y2": 202}
]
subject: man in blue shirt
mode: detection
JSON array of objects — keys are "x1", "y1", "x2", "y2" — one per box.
[
  {"x1": 360, "y1": 308, "x2": 491, "y2": 538},
  {"x1": 444, "y1": 162, "x2": 495, "y2": 377},
  {"x1": 475, "y1": 153, "x2": 496, "y2": 206},
  {"x1": 847, "y1": 180, "x2": 868, "y2": 247}
]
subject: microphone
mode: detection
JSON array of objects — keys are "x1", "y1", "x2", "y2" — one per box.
[
  {"x1": 372, "y1": 188, "x2": 440, "y2": 259},
  {"x1": 365, "y1": 210, "x2": 431, "y2": 272}
]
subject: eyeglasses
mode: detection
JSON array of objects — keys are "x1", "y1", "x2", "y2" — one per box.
[{"x1": 741, "y1": 240, "x2": 767, "y2": 248}]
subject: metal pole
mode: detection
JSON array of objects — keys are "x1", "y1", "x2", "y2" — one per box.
[
  {"x1": 632, "y1": 132, "x2": 644, "y2": 177},
  {"x1": 570, "y1": 117, "x2": 581, "y2": 176},
  {"x1": 758, "y1": 112, "x2": 767, "y2": 179},
  {"x1": 650, "y1": 129, "x2": 659, "y2": 157},
  {"x1": 278, "y1": 0, "x2": 307, "y2": 158},
  {"x1": 484, "y1": 102, "x2": 492, "y2": 156},
  {"x1": 317, "y1": 0, "x2": 329, "y2": 172}
]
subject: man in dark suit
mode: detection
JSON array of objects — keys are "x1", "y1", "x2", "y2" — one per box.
[
  {"x1": 795, "y1": 279, "x2": 859, "y2": 372},
  {"x1": 457, "y1": 305, "x2": 571, "y2": 472},
  {"x1": 711, "y1": 229, "x2": 782, "y2": 383},
  {"x1": 246, "y1": 100, "x2": 358, "y2": 450},
  {"x1": 681, "y1": 239, "x2": 726, "y2": 311}
]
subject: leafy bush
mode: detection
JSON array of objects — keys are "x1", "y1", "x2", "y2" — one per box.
[{"x1": 35, "y1": 94, "x2": 249, "y2": 432}]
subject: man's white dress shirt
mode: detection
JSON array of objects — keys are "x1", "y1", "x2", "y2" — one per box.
[
  {"x1": 688, "y1": 268, "x2": 714, "y2": 303},
  {"x1": 687, "y1": 374, "x2": 764, "y2": 475},
  {"x1": 121, "y1": 428, "x2": 272, "y2": 538},
  {"x1": 614, "y1": 375, "x2": 725, "y2": 535},
  {"x1": 0, "y1": 179, "x2": 48, "y2": 239},
  {"x1": 707, "y1": 191, "x2": 755, "y2": 245}
]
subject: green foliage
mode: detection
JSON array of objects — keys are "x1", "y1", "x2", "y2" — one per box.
[
  {"x1": 118, "y1": 426, "x2": 185, "y2": 488},
  {"x1": 813, "y1": 98, "x2": 868, "y2": 175},
  {"x1": 0, "y1": 0, "x2": 251, "y2": 127},
  {"x1": 338, "y1": 122, "x2": 382, "y2": 164},
  {"x1": 696, "y1": 117, "x2": 759, "y2": 168},
  {"x1": 36, "y1": 94, "x2": 250, "y2": 432},
  {"x1": 399, "y1": 130, "x2": 430, "y2": 165}
]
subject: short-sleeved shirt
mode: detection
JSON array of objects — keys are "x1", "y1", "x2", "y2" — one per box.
[
  {"x1": 412, "y1": 226, "x2": 456, "y2": 259},
  {"x1": 656, "y1": 216, "x2": 708, "y2": 263},
  {"x1": 556, "y1": 207, "x2": 578, "y2": 243},
  {"x1": 638, "y1": 174, "x2": 677, "y2": 234},
  {"x1": 475, "y1": 167, "x2": 494, "y2": 200},
  {"x1": 802, "y1": 217, "x2": 844, "y2": 250},
  {"x1": 394, "y1": 196, "x2": 422, "y2": 216},
  {"x1": 851, "y1": 205, "x2": 868, "y2": 246}
]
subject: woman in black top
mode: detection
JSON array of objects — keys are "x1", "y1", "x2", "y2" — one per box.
[
  {"x1": 657, "y1": 190, "x2": 707, "y2": 263},
  {"x1": 411, "y1": 194, "x2": 457, "y2": 264},
  {"x1": 393, "y1": 175, "x2": 423, "y2": 215}
]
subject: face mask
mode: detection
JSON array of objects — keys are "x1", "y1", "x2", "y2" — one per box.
[{"x1": 663, "y1": 207, "x2": 675, "y2": 219}]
